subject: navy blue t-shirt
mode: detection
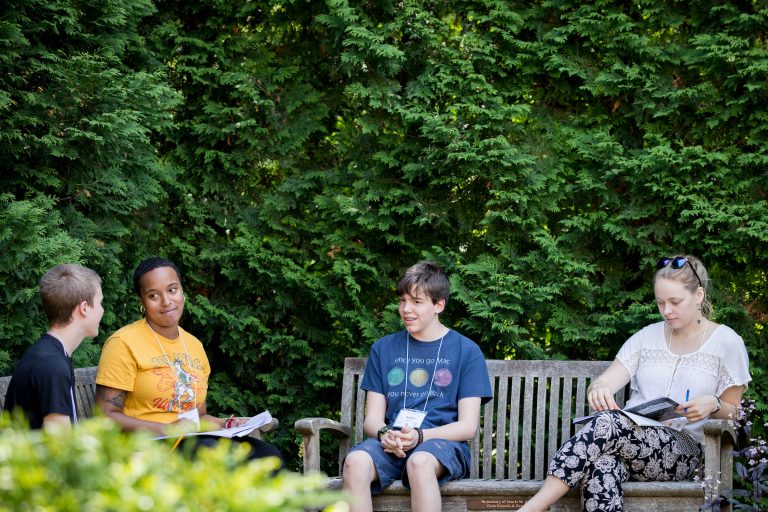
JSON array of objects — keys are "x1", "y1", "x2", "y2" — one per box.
[
  {"x1": 361, "y1": 329, "x2": 492, "y2": 429},
  {"x1": 3, "y1": 334, "x2": 76, "y2": 429}
]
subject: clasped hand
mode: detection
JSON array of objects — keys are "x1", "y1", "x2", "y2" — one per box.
[{"x1": 380, "y1": 426, "x2": 419, "y2": 458}]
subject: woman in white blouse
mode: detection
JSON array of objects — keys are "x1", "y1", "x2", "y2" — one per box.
[{"x1": 519, "y1": 255, "x2": 751, "y2": 512}]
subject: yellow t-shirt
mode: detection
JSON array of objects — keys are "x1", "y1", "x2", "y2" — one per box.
[{"x1": 96, "y1": 319, "x2": 210, "y2": 424}]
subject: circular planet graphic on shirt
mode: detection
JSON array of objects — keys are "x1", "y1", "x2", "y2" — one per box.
[
  {"x1": 409, "y1": 368, "x2": 430, "y2": 387},
  {"x1": 388, "y1": 367, "x2": 405, "y2": 386},
  {"x1": 433, "y1": 368, "x2": 453, "y2": 387}
]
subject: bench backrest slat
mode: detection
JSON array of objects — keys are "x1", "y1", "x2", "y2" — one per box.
[
  {"x1": 354, "y1": 384, "x2": 366, "y2": 454},
  {"x1": 73, "y1": 367, "x2": 99, "y2": 420},
  {"x1": 339, "y1": 360, "x2": 361, "y2": 473},
  {"x1": 508, "y1": 375, "x2": 521, "y2": 479},
  {"x1": 494, "y1": 375, "x2": 509, "y2": 478},
  {"x1": 481, "y1": 392, "x2": 494, "y2": 478},
  {"x1": 338, "y1": 357, "x2": 624, "y2": 480},
  {"x1": 521, "y1": 374, "x2": 535, "y2": 479},
  {"x1": 547, "y1": 376, "x2": 561, "y2": 468}
]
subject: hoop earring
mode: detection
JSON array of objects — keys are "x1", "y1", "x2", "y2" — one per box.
[{"x1": 140, "y1": 304, "x2": 146, "y2": 315}]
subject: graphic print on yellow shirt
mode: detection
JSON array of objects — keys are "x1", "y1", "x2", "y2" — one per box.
[
  {"x1": 153, "y1": 355, "x2": 200, "y2": 412},
  {"x1": 96, "y1": 319, "x2": 210, "y2": 424}
]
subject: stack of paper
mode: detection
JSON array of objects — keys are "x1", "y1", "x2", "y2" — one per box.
[
  {"x1": 206, "y1": 410, "x2": 273, "y2": 438},
  {"x1": 153, "y1": 410, "x2": 272, "y2": 440}
]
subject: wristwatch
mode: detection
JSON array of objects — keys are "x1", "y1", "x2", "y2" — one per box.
[{"x1": 377, "y1": 425, "x2": 391, "y2": 440}]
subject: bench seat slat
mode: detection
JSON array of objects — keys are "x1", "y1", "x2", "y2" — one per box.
[{"x1": 325, "y1": 476, "x2": 705, "y2": 496}]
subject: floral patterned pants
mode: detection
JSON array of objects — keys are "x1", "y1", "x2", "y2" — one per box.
[{"x1": 548, "y1": 411, "x2": 702, "y2": 512}]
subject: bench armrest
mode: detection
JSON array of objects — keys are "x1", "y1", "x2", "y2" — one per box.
[
  {"x1": 246, "y1": 417, "x2": 279, "y2": 441},
  {"x1": 294, "y1": 417, "x2": 352, "y2": 473},
  {"x1": 702, "y1": 418, "x2": 737, "y2": 498}
]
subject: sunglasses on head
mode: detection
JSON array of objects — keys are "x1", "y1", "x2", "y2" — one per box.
[{"x1": 656, "y1": 257, "x2": 703, "y2": 288}]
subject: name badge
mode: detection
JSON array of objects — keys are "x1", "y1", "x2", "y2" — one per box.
[
  {"x1": 393, "y1": 408, "x2": 426, "y2": 428},
  {"x1": 178, "y1": 408, "x2": 201, "y2": 430}
]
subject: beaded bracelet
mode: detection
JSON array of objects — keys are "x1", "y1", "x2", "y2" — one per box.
[{"x1": 415, "y1": 427, "x2": 423, "y2": 446}]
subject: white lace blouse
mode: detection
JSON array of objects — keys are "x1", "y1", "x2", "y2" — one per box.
[{"x1": 616, "y1": 321, "x2": 751, "y2": 445}]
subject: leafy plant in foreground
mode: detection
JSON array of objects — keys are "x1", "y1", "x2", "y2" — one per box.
[{"x1": 0, "y1": 415, "x2": 345, "y2": 511}]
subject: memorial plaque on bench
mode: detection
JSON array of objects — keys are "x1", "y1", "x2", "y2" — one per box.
[{"x1": 466, "y1": 497, "x2": 525, "y2": 510}]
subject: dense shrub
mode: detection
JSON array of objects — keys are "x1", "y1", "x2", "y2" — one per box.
[{"x1": 0, "y1": 415, "x2": 344, "y2": 511}]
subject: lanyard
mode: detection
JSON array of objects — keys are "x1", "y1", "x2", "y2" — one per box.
[
  {"x1": 403, "y1": 329, "x2": 448, "y2": 412},
  {"x1": 146, "y1": 320, "x2": 197, "y2": 409},
  {"x1": 69, "y1": 386, "x2": 78, "y2": 424}
]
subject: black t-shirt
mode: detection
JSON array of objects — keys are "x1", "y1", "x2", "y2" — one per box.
[{"x1": 3, "y1": 334, "x2": 77, "y2": 428}]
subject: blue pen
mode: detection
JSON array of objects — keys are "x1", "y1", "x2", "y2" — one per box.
[{"x1": 684, "y1": 389, "x2": 690, "y2": 413}]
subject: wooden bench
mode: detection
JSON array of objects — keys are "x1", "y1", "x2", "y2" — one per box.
[
  {"x1": 295, "y1": 358, "x2": 736, "y2": 511},
  {"x1": 1, "y1": 366, "x2": 278, "y2": 439}
]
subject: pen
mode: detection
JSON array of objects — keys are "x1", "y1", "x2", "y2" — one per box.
[
  {"x1": 171, "y1": 434, "x2": 185, "y2": 452},
  {"x1": 225, "y1": 414, "x2": 235, "y2": 429},
  {"x1": 684, "y1": 389, "x2": 690, "y2": 413}
]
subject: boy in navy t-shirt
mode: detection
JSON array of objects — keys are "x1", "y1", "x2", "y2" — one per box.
[
  {"x1": 3, "y1": 264, "x2": 104, "y2": 429},
  {"x1": 342, "y1": 261, "x2": 492, "y2": 512}
]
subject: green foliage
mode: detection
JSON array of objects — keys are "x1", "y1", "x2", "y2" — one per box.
[
  {"x1": 0, "y1": 0, "x2": 180, "y2": 365},
  {"x1": 1, "y1": 0, "x2": 766, "y2": 478},
  {"x1": 0, "y1": 195, "x2": 82, "y2": 374},
  {"x1": 0, "y1": 415, "x2": 344, "y2": 511}
]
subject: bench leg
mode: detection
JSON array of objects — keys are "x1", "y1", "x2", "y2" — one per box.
[{"x1": 301, "y1": 433, "x2": 321, "y2": 473}]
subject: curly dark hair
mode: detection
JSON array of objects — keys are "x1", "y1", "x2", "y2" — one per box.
[{"x1": 132, "y1": 257, "x2": 181, "y2": 296}]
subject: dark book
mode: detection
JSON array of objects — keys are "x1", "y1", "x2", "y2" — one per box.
[{"x1": 573, "y1": 397, "x2": 682, "y2": 425}]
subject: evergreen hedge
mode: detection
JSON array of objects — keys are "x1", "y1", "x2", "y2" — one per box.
[{"x1": 1, "y1": 0, "x2": 766, "y2": 472}]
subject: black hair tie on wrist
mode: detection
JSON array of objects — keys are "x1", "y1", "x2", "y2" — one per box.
[{"x1": 713, "y1": 395, "x2": 722, "y2": 414}]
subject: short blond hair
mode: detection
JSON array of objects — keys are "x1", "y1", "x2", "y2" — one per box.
[{"x1": 40, "y1": 264, "x2": 101, "y2": 327}]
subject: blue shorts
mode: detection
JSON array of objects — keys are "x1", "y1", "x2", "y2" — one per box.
[{"x1": 344, "y1": 437, "x2": 471, "y2": 495}]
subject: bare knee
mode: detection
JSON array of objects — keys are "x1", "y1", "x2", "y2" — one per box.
[
  {"x1": 343, "y1": 451, "x2": 377, "y2": 486},
  {"x1": 406, "y1": 452, "x2": 441, "y2": 481}
]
